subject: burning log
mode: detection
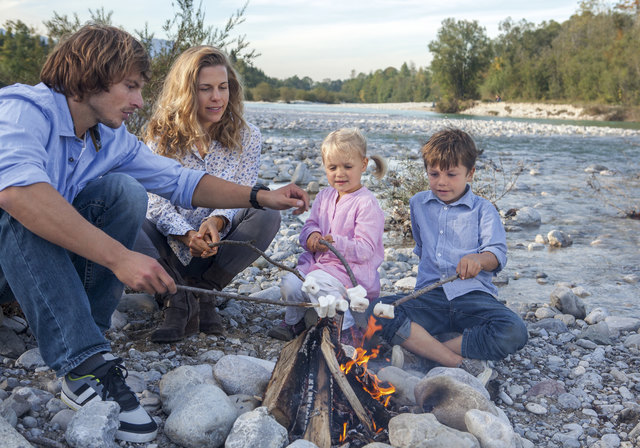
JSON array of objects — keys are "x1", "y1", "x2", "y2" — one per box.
[{"x1": 263, "y1": 319, "x2": 396, "y2": 446}]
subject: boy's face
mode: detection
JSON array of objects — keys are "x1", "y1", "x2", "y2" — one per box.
[{"x1": 427, "y1": 163, "x2": 475, "y2": 204}]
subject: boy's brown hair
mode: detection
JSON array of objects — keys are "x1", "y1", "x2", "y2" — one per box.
[
  {"x1": 421, "y1": 128, "x2": 478, "y2": 172},
  {"x1": 40, "y1": 24, "x2": 151, "y2": 101}
]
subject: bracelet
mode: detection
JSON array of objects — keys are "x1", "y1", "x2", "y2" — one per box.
[{"x1": 250, "y1": 183, "x2": 270, "y2": 210}]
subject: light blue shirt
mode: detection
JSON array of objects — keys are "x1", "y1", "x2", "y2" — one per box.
[
  {"x1": 410, "y1": 186, "x2": 507, "y2": 300},
  {"x1": 0, "y1": 83, "x2": 205, "y2": 206}
]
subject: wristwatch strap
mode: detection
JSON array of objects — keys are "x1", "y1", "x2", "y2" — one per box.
[{"x1": 250, "y1": 183, "x2": 270, "y2": 210}]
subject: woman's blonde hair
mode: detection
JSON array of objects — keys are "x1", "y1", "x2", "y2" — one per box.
[
  {"x1": 145, "y1": 45, "x2": 246, "y2": 158},
  {"x1": 321, "y1": 128, "x2": 387, "y2": 179}
]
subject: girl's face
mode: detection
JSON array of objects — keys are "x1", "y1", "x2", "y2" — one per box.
[
  {"x1": 427, "y1": 163, "x2": 475, "y2": 204},
  {"x1": 324, "y1": 150, "x2": 368, "y2": 197},
  {"x1": 196, "y1": 65, "x2": 229, "y2": 129}
]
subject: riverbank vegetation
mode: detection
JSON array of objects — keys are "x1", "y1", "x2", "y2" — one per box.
[{"x1": 1, "y1": 0, "x2": 640, "y2": 119}]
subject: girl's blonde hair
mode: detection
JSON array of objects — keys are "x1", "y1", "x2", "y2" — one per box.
[
  {"x1": 321, "y1": 128, "x2": 387, "y2": 179},
  {"x1": 145, "y1": 45, "x2": 246, "y2": 159}
]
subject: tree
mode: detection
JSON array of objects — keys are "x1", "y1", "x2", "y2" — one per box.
[
  {"x1": 0, "y1": 21, "x2": 50, "y2": 87},
  {"x1": 428, "y1": 18, "x2": 491, "y2": 102}
]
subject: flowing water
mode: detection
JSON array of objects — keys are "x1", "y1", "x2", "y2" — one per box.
[{"x1": 246, "y1": 102, "x2": 640, "y2": 317}]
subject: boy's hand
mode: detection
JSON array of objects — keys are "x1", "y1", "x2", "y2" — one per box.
[{"x1": 457, "y1": 254, "x2": 483, "y2": 280}]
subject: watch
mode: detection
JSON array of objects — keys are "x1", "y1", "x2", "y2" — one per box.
[{"x1": 250, "y1": 183, "x2": 270, "y2": 210}]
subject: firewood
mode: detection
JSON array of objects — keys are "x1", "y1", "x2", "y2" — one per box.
[
  {"x1": 319, "y1": 327, "x2": 373, "y2": 434},
  {"x1": 262, "y1": 329, "x2": 309, "y2": 427}
]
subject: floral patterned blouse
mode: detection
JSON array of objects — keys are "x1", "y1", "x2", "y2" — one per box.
[{"x1": 146, "y1": 122, "x2": 262, "y2": 265}]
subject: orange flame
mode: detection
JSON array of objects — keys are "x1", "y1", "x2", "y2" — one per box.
[
  {"x1": 363, "y1": 315, "x2": 382, "y2": 342},
  {"x1": 339, "y1": 345, "x2": 395, "y2": 406},
  {"x1": 339, "y1": 422, "x2": 347, "y2": 442}
]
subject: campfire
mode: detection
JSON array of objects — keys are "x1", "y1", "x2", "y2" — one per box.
[{"x1": 263, "y1": 316, "x2": 396, "y2": 447}]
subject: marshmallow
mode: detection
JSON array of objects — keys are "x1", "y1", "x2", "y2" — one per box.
[
  {"x1": 302, "y1": 276, "x2": 320, "y2": 295},
  {"x1": 350, "y1": 297, "x2": 369, "y2": 313},
  {"x1": 373, "y1": 303, "x2": 395, "y2": 319},
  {"x1": 336, "y1": 298, "x2": 349, "y2": 313}
]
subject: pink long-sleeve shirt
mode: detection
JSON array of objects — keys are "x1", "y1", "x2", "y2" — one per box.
[{"x1": 297, "y1": 186, "x2": 385, "y2": 299}]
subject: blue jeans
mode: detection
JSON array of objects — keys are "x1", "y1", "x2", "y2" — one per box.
[
  {"x1": 0, "y1": 174, "x2": 148, "y2": 376},
  {"x1": 369, "y1": 288, "x2": 528, "y2": 360}
]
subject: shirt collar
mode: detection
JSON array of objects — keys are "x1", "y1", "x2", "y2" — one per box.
[
  {"x1": 52, "y1": 89, "x2": 77, "y2": 138},
  {"x1": 423, "y1": 184, "x2": 474, "y2": 207},
  {"x1": 52, "y1": 89, "x2": 102, "y2": 151}
]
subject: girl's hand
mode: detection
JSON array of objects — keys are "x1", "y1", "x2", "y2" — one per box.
[{"x1": 307, "y1": 232, "x2": 333, "y2": 252}]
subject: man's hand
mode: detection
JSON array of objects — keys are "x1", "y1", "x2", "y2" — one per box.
[
  {"x1": 257, "y1": 183, "x2": 309, "y2": 215},
  {"x1": 112, "y1": 251, "x2": 176, "y2": 295}
]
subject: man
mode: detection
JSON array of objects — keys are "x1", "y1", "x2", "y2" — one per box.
[{"x1": 0, "y1": 24, "x2": 307, "y2": 443}]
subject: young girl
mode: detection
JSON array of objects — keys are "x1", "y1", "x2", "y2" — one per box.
[{"x1": 268, "y1": 128, "x2": 386, "y2": 345}]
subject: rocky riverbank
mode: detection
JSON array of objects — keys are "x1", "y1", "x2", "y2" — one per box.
[{"x1": 2, "y1": 211, "x2": 640, "y2": 447}]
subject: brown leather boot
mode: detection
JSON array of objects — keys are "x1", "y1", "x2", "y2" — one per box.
[
  {"x1": 150, "y1": 259, "x2": 200, "y2": 343},
  {"x1": 198, "y1": 294, "x2": 224, "y2": 335}
]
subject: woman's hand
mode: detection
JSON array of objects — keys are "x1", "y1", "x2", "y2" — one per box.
[{"x1": 178, "y1": 216, "x2": 226, "y2": 258}]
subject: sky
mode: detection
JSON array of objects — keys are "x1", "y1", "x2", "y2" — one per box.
[{"x1": 1, "y1": 0, "x2": 582, "y2": 81}]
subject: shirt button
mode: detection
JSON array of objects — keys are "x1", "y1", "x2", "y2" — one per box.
[
  {"x1": 437, "y1": 253, "x2": 441, "y2": 257},
  {"x1": 68, "y1": 157, "x2": 74, "y2": 163},
  {"x1": 444, "y1": 206, "x2": 448, "y2": 210},
  {"x1": 439, "y1": 230, "x2": 444, "y2": 234}
]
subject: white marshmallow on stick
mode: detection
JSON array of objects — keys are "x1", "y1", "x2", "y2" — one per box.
[
  {"x1": 302, "y1": 276, "x2": 320, "y2": 295},
  {"x1": 373, "y1": 303, "x2": 395, "y2": 319},
  {"x1": 317, "y1": 295, "x2": 329, "y2": 318},
  {"x1": 347, "y1": 285, "x2": 368, "y2": 313},
  {"x1": 336, "y1": 298, "x2": 349, "y2": 313}
]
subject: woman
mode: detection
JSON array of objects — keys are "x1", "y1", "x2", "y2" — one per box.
[{"x1": 137, "y1": 46, "x2": 281, "y2": 342}]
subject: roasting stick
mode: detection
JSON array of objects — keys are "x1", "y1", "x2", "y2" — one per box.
[
  {"x1": 318, "y1": 239, "x2": 357, "y2": 287},
  {"x1": 373, "y1": 274, "x2": 460, "y2": 319},
  {"x1": 175, "y1": 285, "x2": 315, "y2": 307},
  {"x1": 208, "y1": 239, "x2": 304, "y2": 281}
]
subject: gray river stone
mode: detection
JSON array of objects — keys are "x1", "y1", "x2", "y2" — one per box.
[
  {"x1": 388, "y1": 412, "x2": 480, "y2": 447},
  {"x1": 224, "y1": 406, "x2": 288, "y2": 448},
  {"x1": 465, "y1": 409, "x2": 519, "y2": 448},
  {"x1": 164, "y1": 383, "x2": 237, "y2": 448},
  {"x1": 414, "y1": 375, "x2": 498, "y2": 431},
  {"x1": 65, "y1": 401, "x2": 119, "y2": 448},
  {"x1": 213, "y1": 354, "x2": 272, "y2": 396}
]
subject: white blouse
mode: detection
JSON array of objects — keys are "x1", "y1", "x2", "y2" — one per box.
[{"x1": 146, "y1": 122, "x2": 262, "y2": 265}]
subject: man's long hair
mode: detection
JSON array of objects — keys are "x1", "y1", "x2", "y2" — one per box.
[{"x1": 40, "y1": 24, "x2": 151, "y2": 101}]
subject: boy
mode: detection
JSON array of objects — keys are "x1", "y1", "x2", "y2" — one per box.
[
  {"x1": 0, "y1": 25, "x2": 307, "y2": 443},
  {"x1": 370, "y1": 128, "x2": 527, "y2": 370}
]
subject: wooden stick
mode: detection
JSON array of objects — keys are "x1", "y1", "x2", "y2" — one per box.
[
  {"x1": 390, "y1": 274, "x2": 460, "y2": 307},
  {"x1": 176, "y1": 284, "x2": 314, "y2": 308},
  {"x1": 319, "y1": 327, "x2": 373, "y2": 433},
  {"x1": 319, "y1": 239, "x2": 357, "y2": 287},
  {"x1": 208, "y1": 239, "x2": 304, "y2": 281}
]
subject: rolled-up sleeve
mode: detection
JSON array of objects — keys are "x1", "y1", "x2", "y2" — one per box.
[{"x1": 477, "y1": 201, "x2": 507, "y2": 272}]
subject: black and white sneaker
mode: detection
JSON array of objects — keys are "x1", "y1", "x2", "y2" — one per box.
[{"x1": 61, "y1": 354, "x2": 157, "y2": 443}]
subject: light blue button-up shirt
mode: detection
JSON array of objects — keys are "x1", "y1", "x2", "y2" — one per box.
[
  {"x1": 410, "y1": 186, "x2": 507, "y2": 300},
  {"x1": 0, "y1": 83, "x2": 205, "y2": 206}
]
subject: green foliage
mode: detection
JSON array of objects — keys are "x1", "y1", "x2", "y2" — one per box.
[
  {"x1": 0, "y1": 21, "x2": 51, "y2": 87},
  {"x1": 428, "y1": 18, "x2": 491, "y2": 101}
]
